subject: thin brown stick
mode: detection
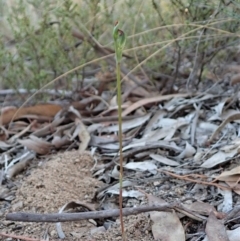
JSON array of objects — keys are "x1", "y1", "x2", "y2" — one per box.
[
  {"x1": 160, "y1": 170, "x2": 232, "y2": 190},
  {"x1": 6, "y1": 204, "x2": 175, "y2": 223}
]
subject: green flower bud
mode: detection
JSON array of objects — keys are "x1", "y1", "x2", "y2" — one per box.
[{"x1": 113, "y1": 21, "x2": 126, "y2": 63}]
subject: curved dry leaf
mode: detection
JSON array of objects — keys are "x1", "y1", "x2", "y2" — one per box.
[
  {"x1": 124, "y1": 161, "x2": 157, "y2": 172},
  {"x1": 97, "y1": 180, "x2": 134, "y2": 199},
  {"x1": 205, "y1": 212, "x2": 229, "y2": 241},
  {"x1": 214, "y1": 166, "x2": 240, "y2": 182},
  {"x1": 209, "y1": 101, "x2": 226, "y2": 121},
  {"x1": 150, "y1": 154, "x2": 179, "y2": 167},
  {"x1": 151, "y1": 211, "x2": 185, "y2": 241},
  {"x1": 6, "y1": 152, "x2": 35, "y2": 179},
  {"x1": 0, "y1": 141, "x2": 15, "y2": 149},
  {"x1": 201, "y1": 150, "x2": 237, "y2": 168},
  {"x1": 147, "y1": 128, "x2": 173, "y2": 142},
  {"x1": 56, "y1": 201, "x2": 96, "y2": 239},
  {"x1": 32, "y1": 115, "x2": 65, "y2": 137},
  {"x1": 146, "y1": 194, "x2": 185, "y2": 241},
  {"x1": 18, "y1": 135, "x2": 52, "y2": 154},
  {"x1": 52, "y1": 135, "x2": 71, "y2": 148},
  {"x1": 75, "y1": 119, "x2": 90, "y2": 151},
  {"x1": 110, "y1": 165, "x2": 119, "y2": 179},
  {"x1": 90, "y1": 134, "x2": 118, "y2": 146},
  {"x1": 100, "y1": 113, "x2": 151, "y2": 133},
  {"x1": 106, "y1": 189, "x2": 144, "y2": 198},
  {"x1": 177, "y1": 141, "x2": 196, "y2": 159},
  {"x1": 122, "y1": 93, "x2": 190, "y2": 116},
  {"x1": 184, "y1": 201, "x2": 216, "y2": 216},
  {"x1": 143, "y1": 110, "x2": 167, "y2": 136},
  {"x1": 225, "y1": 181, "x2": 240, "y2": 195},
  {"x1": 221, "y1": 139, "x2": 240, "y2": 153},
  {"x1": 220, "y1": 109, "x2": 240, "y2": 121}
]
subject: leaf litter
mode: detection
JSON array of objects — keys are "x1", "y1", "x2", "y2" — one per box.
[{"x1": 1, "y1": 72, "x2": 240, "y2": 240}]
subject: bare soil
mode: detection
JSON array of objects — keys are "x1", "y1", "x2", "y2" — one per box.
[{"x1": 0, "y1": 150, "x2": 155, "y2": 240}]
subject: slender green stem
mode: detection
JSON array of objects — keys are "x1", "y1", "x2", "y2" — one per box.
[
  {"x1": 113, "y1": 21, "x2": 126, "y2": 241},
  {"x1": 116, "y1": 61, "x2": 125, "y2": 240}
]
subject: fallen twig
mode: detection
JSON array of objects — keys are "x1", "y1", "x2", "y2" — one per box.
[{"x1": 6, "y1": 204, "x2": 175, "y2": 223}]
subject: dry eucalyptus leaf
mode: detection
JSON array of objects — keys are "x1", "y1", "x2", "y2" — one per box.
[
  {"x1": 90, "y1": 134, "x2": 118, "y2": 146},
  {"x1": 101, "y1": 113, "x2": 151, "y2": 133},
  {"x1": 151, "y1": 210, "x2": 185, "y2": 241},
  {"x1": 201, "y1": 150, "x2": 237, "y2": 168},
  {"x1": 145, "y1": 194, "x2": 185, "y2": 241},
  {"x1": 18, "y1": 135, "x2": 52, "y2": 154},
  {"x1": 52, "y1": 135, "x2": 71, "y2": 148},
  {"x1": 75, "y1": 119, "x2": 90, "y2": 151},
  {"x1": 56, "y1": 201, "x2": 96, "y2": 239},
  {"x1": 214, "y1": 166, "x2": 240, "y2": 182},
  {"x1": 6, "y1": 152, "x2": 36, "y2": 179},
  {"x1": 221, "y1": 109, "x2": 240, "y2": 122},
  {"x1": 184, "y1": 201, "x2": 216, "y2": 216},
  {"x1": 209, "y1": 101, "x2": 227, "y2": 120},
  {"x1": 97, "y1": 180, "x2": 134, "y2": 199},
  {"x1": 225, "y1": 181, "x2": 240, "y2": 195},
  {"x1": 150, "y1": 154, "x2": 179, "y2": 167},
  {"x1": 143, "y1": 110, "x2": 167, "y2": 136},
  {"x1": 177, "y1": 141, "x2": 196, "y2": 159},
  {"x1": 106, "y1": 189, "x2": 144, "y2": 198},
  {"x1": 124, "y1": 161, "x2": 157, "y2": 172},
  {"x1": 205, "y1": 212, "x2": 229, "y2": 241}
]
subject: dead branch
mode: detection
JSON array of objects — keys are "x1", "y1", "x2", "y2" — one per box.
[{"x1": 6, "y1": 204, "x2": 175, "y2": 223}]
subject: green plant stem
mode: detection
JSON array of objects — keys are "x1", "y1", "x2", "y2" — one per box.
[{"x1": 116, "y1": 60, "x2": 126, "y2": 240}]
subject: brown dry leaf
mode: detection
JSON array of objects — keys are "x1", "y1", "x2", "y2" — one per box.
[
  {"x1": 184, "y1": 201, "x2": 217, "y2": 216},
  {"x1": 122, "y1": 93, "x2": 190, "y2": 116},
  {"x1": 146, "y1": 193, "x2": 185, "y2": 241},
  {"x1": 225, "y1": 181, "x2": 240, "y2": 195},
  {"x1": 32, "y1": 115, "x2": 65, "y2": 137},
  {"x1": 52, "y1": 135, "x2": 71, "y2": 149},
  {"x1": 214, "y1": 166, "x2": 240, "y2": 182},
  {"x1": 205, "y1": 212, "x2": 229, "y2": 241},
  {"x1": 213, "y1": 166, "x2": 240, "y2": 195},
  {"x1": 18, "y1": 135, "x2": 52, "y2": 154}
]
